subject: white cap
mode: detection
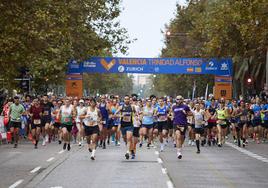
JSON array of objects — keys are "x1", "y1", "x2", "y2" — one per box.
[{"x1": 79, "y1": 99, "x2": 84, "y2": 103}]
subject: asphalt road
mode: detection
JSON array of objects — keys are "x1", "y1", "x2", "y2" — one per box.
[{"x1": 1, "y1": 138, "x2": 268, "y2": 188}]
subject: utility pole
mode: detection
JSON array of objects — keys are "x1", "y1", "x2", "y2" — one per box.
[{"x1": 266, "y1": 47, "x2": 268, "y2": 87}]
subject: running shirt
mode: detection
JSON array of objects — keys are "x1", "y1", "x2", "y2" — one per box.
[
  {"x1": 252, "y1": 104, "x2": 262, "y2": 120},
  {"x1": 216, "y1": 108, "x2": 226, "y2": 120},
  {"x1": 142, "y1": 106, "x2": 154, "y2": 125},
  {"x1": 76, "y1": 106, "x2": 86, "y2": 123},
  {"x1": 84, "y1": 107, "x2": 98, "y2": 126},
  {"x1": 121, "y1": 104, "x2": 133, "y2": 127},
  {"x1": 110, "y1": 105, "x2": 120, "y2": 125},
  {"x1": 133, "y1": 105, "x2": 141, "y2": 128},
  {"x1": 172, "y1": 104, "x2": 190, "y2": 126},
  {"x1": 263, "y1": 104, "x2": 268, "y2": 121},
  {"x1": 41, "y1": 102, "x2": 53, "y2": 120},
  {"x1": 240, "y1": 108, "x2": 248, "y2": 122},
  {"x1": 99, "y1": 102, "x2": 108, "y2": 124},
  {"x1": 157, "y1": 105, "x2": 168, "y2": 122},
  {"x1": 193, "y1": 109, "x2": 204, "y2": 128},
  {"x1": 29, "y1": 105, "x2": 43, "y2": 124},
  {"x1": 207, "y1": 105, "x2": 217, "y2": 123},
  {"x1": 60, "y1": 105, "x2": 73, "y2": 125},
  {"x1": 9, "y1": 103, "x2": 25, "y2": 122}
]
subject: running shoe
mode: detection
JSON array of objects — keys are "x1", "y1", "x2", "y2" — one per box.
[
  {"x1": 177, "y1": 152, "x2": 182, "y2": 159},
  {"x1": 42, "y1": 140, "x2": 46, "y2": 146},
  {"x1": 14, "y1": 143, "x2": 17, "y2": 148},
  {"x1": 196, "y1": 150, "x2": 200, "y2": 154},
  {"x1": 58, "y1": 140, "x2": 62, "y2": 145},
  {"x1": 79, "y1": 142, "x2": 82, "y2": 147},
  {"x1": 191, "y1": 141, "x2": 195, "y2": 146},
  {"x1": 63, "y1": 143, "x2": 67, "y2": 150},
  {"x1": 188, "y1": 140, "x2": 191, "y2": 145},
  {"x1": 139, "y1": 143, "x2": 143, "y2": 148},
  {"x1": 91, "y1": 155, "x2": 95, "y2": 160},
  {"x1": 67, "y1": 144, "x2": 71, "y2": 151},
  {"x1": 125, "y1": 152, "x2": 130, "y2": 160},
  {"x1": 34, "y1": 145, "x2": 38, "y2": 149},
  {"x1": 131, "y1": 154, "x2": 135, "y2": 159}
]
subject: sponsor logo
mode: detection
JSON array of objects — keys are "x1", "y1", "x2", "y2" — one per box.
[
  {"x1": 187, "y1": 68, "x2": 194, "y2": 72},
  {"x1": 118, "y1": 66, "x2": 125, "y2": 73},
  {"x1": 220, "y1": 62, "x2": 228, "y2": 71},
  {"x1": 83, "y1": 61, "x2": 96, "y2": 68},
  {"x1": 101, "y1": 59, "x2": 116, "y2": 71},
  {"x1": 195, "y1": 67, "x2": 202, "y2": 73},
  {"x1": 205, "y1": 61, "x2": 217, "y2": 70}
]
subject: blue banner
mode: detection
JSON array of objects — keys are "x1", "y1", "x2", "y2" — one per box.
[{"x1": 67, "y1": 57, "x2": 232, "y2": 76}]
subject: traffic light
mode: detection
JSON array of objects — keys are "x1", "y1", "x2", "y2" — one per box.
[
  {"x1": 20, "y1": 79, "x2": 30, "y2": 92},
  {"x1": 166, "y1": 31, "x2": 171, "y2": 44}
]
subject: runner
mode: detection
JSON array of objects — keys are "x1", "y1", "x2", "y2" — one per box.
[
  {"x1": 9, "y1": 96, "x2": 25, "y2": 148},
  {"x1": 29, "y1": 98, "x2": 43, "y2": 149},
  {"x1": 41, "y1": 95, "x2": 54, "y2": 146},
  {"x1": 132, "y1": 98, "x2": 141, "y2": 159},
  {"x1": 187, "y1": 101, "x2": 195, "y2": 146},
  {"x1": 52, "y1": 100, "x2": 63, "y2": 144},
  {"x1": 140, "y1": 98, "x2": 155, "y2": 149},
  {"x1": 155, "y1": 97, "x2": 169, "y2": 152},
  {"x1": 216, "y1": 101, "x2": 229, "y2": 147},
  {"x1": 81, "y1": 98, "x2": 102, "y2": 160},
  {"x1": 58, "y1": 98, "x2": 76, "y2": 151},
  {"x1": 116, "y1": 95, "x2": 136, "y2": 160},
  {"x1": 237, "y1": 101, "x2": 249, "y2": 147},
  {"x1": 251, "y1": 98, "x2": 262, "y2": 144},
  {"x1": 172, "y1": 95, "x2": 191, "y2": 159},
  {"x1": 262, "y1": 99, "x2": 268, "y2": 141},
  {"x1": 193, "y1": 103, "x2": 205, "y2": 153},
  {"x1": 205, "y1": 98, "x2": 217, "y2": 146},
  {"x1": 108, "y1": 98, "x2": 121, "y2": 146},
  {"x1": 76, "y1": 99, "x2": 86, "y2": 146},
  {"x1": 99, "y1": 95, "x2": 109, "y2": 149}
]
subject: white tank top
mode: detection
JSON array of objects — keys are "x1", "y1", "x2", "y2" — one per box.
[
  {"x1": 76, "y1": 106, "x2": 86, "y2": 122},
  {"x1": 84, "y1": 107, "x2": 98, "y2": 126}
]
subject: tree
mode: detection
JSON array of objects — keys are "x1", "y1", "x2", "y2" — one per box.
[{"x1": 0, "y1": 0, "x2": 132, "y2": 92}]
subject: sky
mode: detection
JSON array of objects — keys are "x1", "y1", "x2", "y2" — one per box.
[{"x1": 118, "y1": 0, "x2": 187, "y2": 58}]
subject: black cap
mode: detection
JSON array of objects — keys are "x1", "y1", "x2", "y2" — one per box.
[{"x1": 14, "y1": 96, "x2": 19, "y2": 99}]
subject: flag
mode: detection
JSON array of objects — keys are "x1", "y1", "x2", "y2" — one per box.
[
  {"x1": 205, "y1": 84, "x2": 208, "y2": 101},
  {"x1": 192, "y1": 80, "x2": 196, "y2": 100}
]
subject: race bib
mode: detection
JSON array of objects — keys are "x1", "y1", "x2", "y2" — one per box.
[
  {"x1": 102, "y1": 120, "x2": 106, "y2": 124},
  {"x1": 33, "y1": 119, "x2": 41, "y2": 124},
  {"x1": 43, "y1": 111, "x2": 49, "y2": 116},
  {"x1": 123, "y1": 116, "x2": 131, "y2": 122},
  {"x1": 64, "y1": 117, "x2": 71, "y2": 123},
  {"x1": 176, "y1": 126, "x2": 185, "y2": 132},
  {"x1": 196, "y1": 120, "x2": 203, "y2": 125},
  {"x1": 159, "y1": 115, "x2": 166, "y2": 121}
]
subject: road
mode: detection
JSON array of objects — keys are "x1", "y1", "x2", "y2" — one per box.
[{"x1": 1, "y1": 138, "x2": 268, "y2": 188}]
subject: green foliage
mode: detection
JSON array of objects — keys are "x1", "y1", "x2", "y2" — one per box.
[
  {"x1": 0, "y1": 0, "x2": 132, "y2": 92},
  {"x1": 83, "y1": 73, "x2": 133, "y2": 96},
  {"x1": 156, "y1": 0, "x2": 268, "y2": 97}
]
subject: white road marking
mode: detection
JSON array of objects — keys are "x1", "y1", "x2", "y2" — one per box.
[
  {"x1": 157, "y1": 158, "x2": 163, "y2": 164},
  {"x1": 47, "y1": 157, "x2": 55, "y2": 162},
  {"x1": 30, "y1": 166, "x2": 41, "y2": 173},
  {"x1": 155, "y1": 151, "x2": 159, "y2": 155},
  {"x1": 9, "y1": 179, "x2": 23, "y2": 188},
  {"x1": 162, "y1": 168, "x2": 167, "y2": 174},
  {"x1": 50, "y1": 187, "x2": 63, "y2": 188},
  {"x1": 58, "y1": 150, "x2": 65, "y2": 154},
  {"x1": 226, "y1": 142, "x2": 268, "y2": 163},
  {"x1": 167, "y1": 180, "x2": 174, "y2": 188}
]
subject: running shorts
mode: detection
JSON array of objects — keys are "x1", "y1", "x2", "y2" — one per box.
[
  {"x1": 133, "y1": 127, "x2": 140, "y2": 137},
  {"x1": 84, "y1": 125, "x2": 100, "y2": 136},
  {"x1": 174, "y1": 125, "x2": 187, "y2": 136}
]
